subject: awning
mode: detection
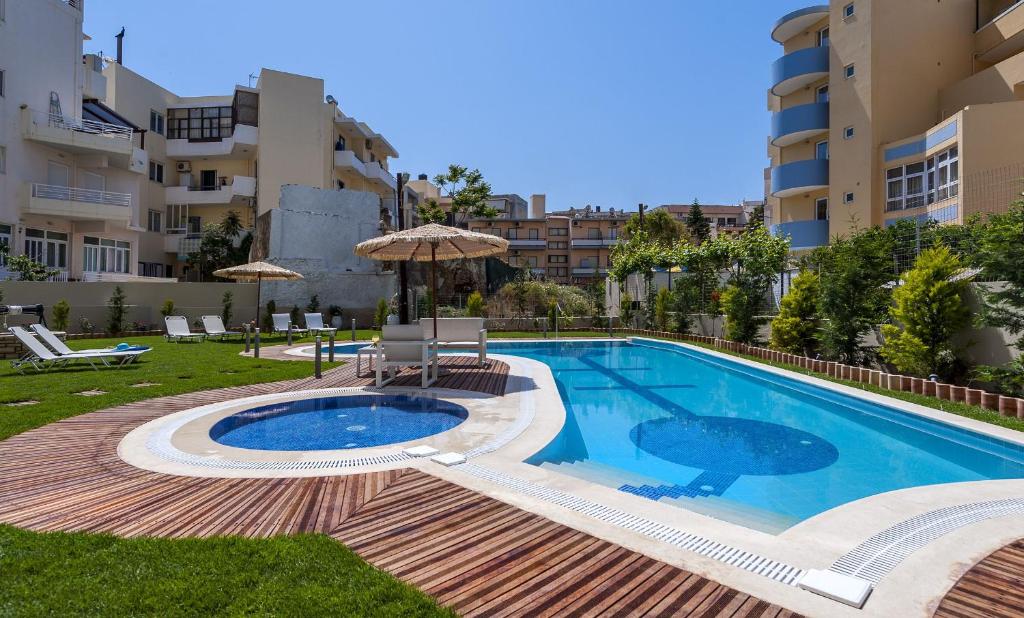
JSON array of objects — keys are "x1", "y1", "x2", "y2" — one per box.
[{"x1": 82, "y1": 99, "x2": 142, "y2": 131}]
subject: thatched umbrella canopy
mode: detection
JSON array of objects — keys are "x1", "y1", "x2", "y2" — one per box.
[
  {"x1": 354, "y1": 224, "x2": 508, "y2": 337},
  {"x1": 213, "y1": 261, "x2": 304, "y2": 330}
]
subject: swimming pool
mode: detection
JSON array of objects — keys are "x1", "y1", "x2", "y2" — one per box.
[
  {"x1": 210, "y1": 394, "x2": 468, "y2": 451},
  {"x1": 495, "y1": 339, "x2": 1024, "y2": 533}
]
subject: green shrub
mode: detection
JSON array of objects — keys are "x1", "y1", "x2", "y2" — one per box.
[
  {"x1": 654, "y1": 288, "x2": 671, "y2": 332},
  {"x1": 106, "y1": 286, "x2": 128, "y2": 335},
  {"x1": 374, "y1": 299, "x2": 389, "y2": 329},
  {"x1": 770, "y1": 269, "x2": 821, "y2": 356},
  {"x1": 465, "y1": 291, "x2": 484, "y2": 317},
  {"x1": 306, "y1": 295, "x2": 320, "y2": 313},
  {"x1": 619, "y1": 292, "x2": 634, "y2": 327},
  {"x1": 720, "y1": 284, "x2": 761, "y2": 344},
  {"x1": 51, "y1": 300, "x2": 71, "y2": 332},
  {"x1": 221, "y1": 291, "x2": 234, "y2": 326},
  {"x1": 289, "y1": 306, "x2": 300, "y2": 327},
  {"x1": 160, "y1": 299, "x2": 175, "y2": 318}
]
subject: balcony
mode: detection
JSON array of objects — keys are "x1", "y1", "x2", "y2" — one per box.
[
  {"x1": 976, "y1": 1, "x2": 1024, "y2": 63},
  {"x1": 165, "y1": 176, "x2": 256, "y2": 205},
  {"x1": 571, "y1": 238, "x2": 620, "y2": 248},
  {"x1": 770, "y1": 159, "x2": 829, "y2": 198},
  {"x1": 364, "y1": 161, "x2": 397, "y2": 191},
  {"x1": 83, "y1": 55, "x2": 107, "y2": 101},
  {"x1": 572, "y1": 267, "x2": 609, "y2": 277},
  {"x1": 21, "y1": 108, "x2": 145, "y2": 173},
  {"x1": 165, "y1": 124, "x2": 258, "y2": 159},
  {"x1": 771, "y1": 219, "x2": 830, "y2": 251},
  {"x1": 27, "y1": 183, "x2": 131, "y2": 223},
  {"x1": 508, "y1": 239, "x2": 547, "y2": 248},
  {"x1": 772, "y1": 5, "x2": 830, "y2": 43},
  {"x1": 334, "y1": 150, "x2": 367, "y2": 175},
  {"x1": 771, "y1": 102, "x2": 829, "y2": 147},
  {"x1": 770, "y1": 46, "x2": 830, "y2": 97}
]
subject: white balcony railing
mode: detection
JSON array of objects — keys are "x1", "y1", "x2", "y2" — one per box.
[
  {"x1": 29, "y1": 109, "x2": 132, "y2": 141},
  {"x1": 32, "y1": 183, "x2": 132, "y2": 206}
]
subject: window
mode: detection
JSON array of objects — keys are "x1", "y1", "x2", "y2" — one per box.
[
  {"x1": 24, "y1": 229, "x2": 68, "y2": 270},
  {"x1": 587, "y1": 228, "x2": 601, "y2": 239},
  {"x1": 580, "y1": 257, "x2": 597, "y2": 268},
  {"x1": 844, "y1": 192, "x2": 855, "y2": 204},
  {"x1": 0, "y1": 145, "x2": 5, "y2": 174},
  {"x1": 471, "y1": 227, "x2": 482, "y2": 233},
  {"x1": 528, "y1": 228, "x2": 539, "y2": 240},
  {"x1": 548, "y1": 227, "x2": 568, "y2": 237},
  {"x1": 816, "y1": 85, "x2": 829, "y2": 103},
  {"x1": 166, "y1": 204, "x2": 188, "y2": 233},
  {"x1": 817, "y1": 27, "x2": 830, "y2": 47},
  {"x1": 717, "y1": 217, "x2": 726, "y2": 226},
  {"x1": 83, "y1": 236, "x2": 131, "y2": 274},
  {"x1": 845, "y1": 64, "x2": 855, "y2": 79},
  {"x1": 526, "y1": 256, "x2": 538, "y2": 267},
  {"x1": 335, "y1": 135, "x2": 346, "y2": 151},
  {"x1": 147, "y1": 210, "x2": 162, "y2": 233},
  {"x1": 548, "y1": 255, "x2": 568, "y2": 264},
  {"x1": 844, "y1": 2, "x2": 855, "y2": 19},
  {"x1": 166, "y1": 106, "x2": 234, "y2": 141},
  {"x1": 886, "y1": 147, "x2": 958, "y2": 211},
  {"x1": 148, "y1": 161, "x2": 164, "y2": 183},
  {"x1": 548, "y1": 267, "x2": 568, "y2": 277},
  {"x1": 149, "y1": 110, "x2": 164, "y2": 135},
  {"x1": 505, "y1": 228, "x2": 517, "y2": 240},
  {"x1": 548, "y1": 241, "x2": 568, "y2": 250},
  {"x1": 816, "y1": 140, "x2": 829, "y2": 160},
  {"x1": 726, "y1": 218, "x2": 737, "y2": 226},
  {"x1": 0, "y1": 69, "x2": 4, "y2": 97},
  {"x1": 0, "y1": 223, "x2": 10, "y2": 267},
  {"x1": 815, "y1": 198, "x2": 829, "y2": 221},
  {"x1": 844, "y1": 126, "x2": 855, "y2": 140}
]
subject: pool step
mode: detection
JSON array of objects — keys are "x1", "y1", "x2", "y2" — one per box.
[{"x1": 537, "y1": 459, "x2": 668, "y2": 491}]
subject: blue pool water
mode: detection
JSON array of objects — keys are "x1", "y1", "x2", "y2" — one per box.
[
  {"x1": 210, "y1": 395, "x2": 468, "y2": 451},
  {"x1": 490, "y1": 339, "x2": 1024, "y2": 533}
]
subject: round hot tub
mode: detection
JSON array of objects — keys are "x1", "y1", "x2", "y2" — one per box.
[{"x1": 209, "y1": 394, "x2": 468, "y2": 451}]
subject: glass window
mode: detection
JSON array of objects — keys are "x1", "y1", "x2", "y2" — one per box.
[
  {"x1": 548, "y1": 241, "x2": 568, "y2": 250},
  {"x1": 83, "y1": 236, "x2": 130, "y2": 274},
  {"x1": 844, "y1": 126, "x2": 854, "y2": 139},
  {"x1": 0, "y1": 69, "x2": 5, "y2": 97},
  {"x1": 147, "y1": 210, "x2": 162, "y2": 233},
  {"x1": 587, "y1": 228, "x2": 601, "y2": 239},
  {"x1": 845, "y1": 64, "x2": 855, "y2": 79},
  {"x1": 817, "y1": 27, "x2": 830, "y2": 47},
  {"x1": 816, "y1": 140, "x2": 829, "y2": 160},
  {"x1": 548, "y1": 255, "x2": 568, "y2": 264},
  {"x1": 149, "y1": 110, "x2": 164, "y2": 135},
  {"x1": 844, "y1": 2, "x2": 855, "y2": 18},
  {"x1": 166, "y1": 106, "x2": 233, "y2": 140},
  {"x1": 149, "y1": 161, "x2": 164, "y2": 183},
  {"x1": 0, "y1": 145, "x2": 5, "y2": 174},
  {"x1": 815, "y1": 198, "x2": 829, "y2": 221},
  {"x1": 0, "y1": 223, "x2": 10, "y2": 267},
  {"x1": 528, "y1": 228, "x2": 539, "y2": 239},
  {"x1": 844, "y1": 192, "x2": 855, "y2": 204},
  {"x1": 548, "y1": 227, "x2": 568, "y2": 237},
  {"x1": 506, "y1": 228, "x2": 517, "y2": 240},
  {"x1": 816, "y1": 85, "x2": 829, "y2": 103}
]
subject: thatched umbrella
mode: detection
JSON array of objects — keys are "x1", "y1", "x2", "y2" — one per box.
[
  {"x1": 354, "y1": 223, "x2": 509, "y2": 338},
  {"x1": 212, "y1": 261, "x2": 304, "y2": 330}
]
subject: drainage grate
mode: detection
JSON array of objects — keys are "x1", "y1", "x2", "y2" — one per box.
[
  {"x1": 455, "y1": 462, "x2": 805, "y2": 586},
  {"x1": 830, "y1": 498, "x2": 1024, "y2": 583}
]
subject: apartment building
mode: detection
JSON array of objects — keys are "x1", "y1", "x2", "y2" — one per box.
[
  {"x1": 0, "y1": 0, "x2": 399, "y2": 281},
  {"x1": 652, "y1": 203, "x2": 752, "y2": 238},
  {"x1": 767, "y1": 0, "x2": 1024, "y2": 251},
  {"x1": 0, "y1": 0, "x2": 149, "y2": 281}
]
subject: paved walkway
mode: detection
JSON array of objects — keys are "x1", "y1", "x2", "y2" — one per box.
[
  {"x1": 0, "y1": 359, "x2": 801, "y2": 616},
  {"x1": 934, "y1": 539, "x2": 1024, "y2": 618}
]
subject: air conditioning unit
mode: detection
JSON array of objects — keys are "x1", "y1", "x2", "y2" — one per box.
[{"x1": 176, "y1": 161, "x2": 192, "y2": 173}]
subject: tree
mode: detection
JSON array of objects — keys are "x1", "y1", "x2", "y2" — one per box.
[
  {"x1": 670, "y1": 275, "x2": 699, "y2": 334},
  {"x1": 880, "y1": 246, "x2": 970, "y2": 377},
  {"x1": 374, "y1": 298, "x2": 389, "y2": 329},
  {"x1": 0, "y1": 248, "x2": 57, "y2": 281},
  {"x1": 770, "y1": 269, "x2": 821, "y2": 356},
  {"x1": 221, "y1": 291, "x2": 234, "y2": 326},
  {"x1": 620, "y1": 292, "x2": 634, "y2": 327},
  {"x1": 624, "y1": 209, "x2": 684, "y2": 246},
  {"x1": 465, "y1": 291, "x2": 485, "y2": 317},
  {"x1": 188, "y1": 211, "x2": 252, "y2": 280},
  {"x1": 747, "y1": 203, "x2": 765, "y2": 230},
  {"x1": 419, "y1": 165, "x2": 498, "y2": 225},
  {"x1": 106, "y1": 286, "x2": 128, "y2": 335},
  {"x1": 52, "y1": 300, "x2": 71, "y2": 332},
  {"x1": 685, "y1": 199, "x2": 711, "y2": 245},
  {"x1": 816, "y1": 226, "x2": 894, "y2": 364},
  {"x1": 654, "y1": 287, "x2": 671, "y2": 331},
  {"x1": 714, "y1": 225, "x2": 789, "y2": 344}
]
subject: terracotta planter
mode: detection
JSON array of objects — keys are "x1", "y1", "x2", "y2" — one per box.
[
  {"x1": 887, "y1": 374, "x2": 903, "y2": 390},
  {"x1": 922, "y1": 381, "x2": 937, "y2": 397},
  {"x1": 950, "y1": 385, "x2": 967, "y2": 402},
  {"x1": 900, "y1": 376, "x2": 914, "y2": 391},
  {"x1": 999, "y1": 396, "x2": 1017, "y2": 418},
  {"x1": 965, "y1": 389, "x2": 983, "y2": 406},
  {"x1": 982, "y1": 392, "x2": 1000, "y2": 411},
  {"x1": 936, "y1": 383, "x2": 951, "y2": 400},
  {"x1": 911, "y1": 378, "x2": 925, "y2": 395},
  {"x1": 1018, "y1": 398, "x2": 1024, "y2": 420},
  {"x1": 870, "y1": 370, "x2": 882, "y2": 387}
]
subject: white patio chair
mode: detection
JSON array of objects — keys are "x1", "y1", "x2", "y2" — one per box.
[
  {"x1": 421, "y1": 317, "x2": 488, "y2": 365},
  {"x1": 304, "y1": 313, "x2": 337, "y2": 337},
  {"x1": 271, "y1": 313, "x2": 308, "y2": 337},
  {"x1": 30, "y1": 324, "x2": 148, "y2": 366},
  {"x1": 375, "y1": 325, "x2": 439, "y2": 389},
  {"x1": 8, "y1": 326, "x2": 146, "y2": 373},
  {"x1": 201, "y1": 315, "x2": 243, "y2": 340},
  {"x1": 164, "y1": 315, "x2": 206, "y2": 343}
]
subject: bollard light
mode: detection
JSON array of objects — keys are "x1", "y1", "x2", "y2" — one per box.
[
  {"x1": 314, "y1": 336, "x2": 322, "y2": 379},
  {"x1": 254, "y1": 327, "x2": 261, "y2": 358},
  {"x1": 244, "y1": 323, "x2": 251, "y2": 353},
  {"x1": 351, "y1": 318, "x2": 356, "y2": 342},
  {"x1": 328, "y1": 331, "x2": 335, "y2": 362}
]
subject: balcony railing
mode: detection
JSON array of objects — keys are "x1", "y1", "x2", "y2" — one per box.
[
  {"x1": 31, "y1": 183, "x2": 131, "y2": 206},
  {"x1": 29, "y1": 109, "x2": 132, "y2": 141}
]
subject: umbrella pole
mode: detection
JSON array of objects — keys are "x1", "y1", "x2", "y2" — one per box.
[
  {"x1": 256, "y1": 272, "x2": 262, "y2": 331},
  {"x1": 431, "y1": 244, "x2": 438, "y2": 339}
]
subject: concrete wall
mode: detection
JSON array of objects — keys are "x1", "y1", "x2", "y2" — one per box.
[
  {"x1": 0, "y1": 280, "x2": 257, "y2": 333},
  {"x1": 260, "y1": 185, "x2": 396, "y2": 326}
]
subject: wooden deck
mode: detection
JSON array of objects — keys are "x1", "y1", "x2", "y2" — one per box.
[
  {"x1": 0, "y1": 359, "x2": 801, "y2": 617},
  {"x1": 934, "y1": 539, "x2": 1024, "y2": 618}
]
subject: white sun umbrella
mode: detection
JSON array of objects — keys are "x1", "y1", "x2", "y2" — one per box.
[
  {"x1": 212, "y1": 261, "x2": 304, "y2": 331},
  {"x1": 353, "y1": 223, "x2": 509, "y2": 338}
]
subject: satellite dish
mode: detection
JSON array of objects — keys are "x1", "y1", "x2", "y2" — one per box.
[{"x1": 325, "y1": 95, "x2": 337, "y2": 105}]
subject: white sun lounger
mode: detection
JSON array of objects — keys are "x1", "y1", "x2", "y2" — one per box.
[
  {"x1": 8, "y1": 326, "x2": 146, "y2": 373},
  {"x1": 201, "y1": 315, "x2": 243, "y2": 340},
  {"x1": 304, "y1": 313, "x2": 337, "y2": 337},
  {"x1": 164, "y1": 316, "x2": 206, "y2": 343},
  {"x1": 375, "y1": 325, "x2": 439, "y2": 389},
  {"x1": 272, "y1": 313, "x2": 308, "y2": 337},
  {"x1": 30, "y1": 324, "x2": 146, "y2": 364}
]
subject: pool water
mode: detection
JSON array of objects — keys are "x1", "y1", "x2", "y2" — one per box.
[
  {"x1": 210, "y1": 395, "x2": 468, "y2": 451},
  {"x1": 501, "y1": 340, "x2": 1024, "y2": 533}
]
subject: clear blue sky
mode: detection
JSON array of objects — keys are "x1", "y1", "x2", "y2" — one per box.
[{"x1": 84, "y1": 0, "x2": 814, "y2": 212}]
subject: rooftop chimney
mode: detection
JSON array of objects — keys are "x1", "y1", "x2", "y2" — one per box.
[
  {"x1": 115, "y1": 27, "x2": 125, "y2": 65},
  {"x1": 529, "y1": 194, "x2": 546, "y2": 218}
]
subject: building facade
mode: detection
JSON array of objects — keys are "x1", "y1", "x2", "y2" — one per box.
[
  {"x1": 652, "y1": 203, "x2": 753, "y2": 238},
  {"x1": 767, "y1": 0, "x2": 1024, "y2": 251}
]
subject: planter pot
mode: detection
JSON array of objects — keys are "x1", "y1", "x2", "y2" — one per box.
[
  {"x1": 887, "y1": 374, "x2": 903, "y2": 390},
  {"x1": 1018, "y1": 398, "x2": 1024, "y2": 420},
  {"x1": 922, "y1": 381, "x2": 937, "y2": 397},
  {"x1": 965, "y1": 389, "x2": 983, "y2": 406},
  {"x1": 936, "y1": 383, "x2": 951, "y2": 400},
  {"x1": 982, "y1": 392, "x2": 1000, "y2": 411},
  {"x1": 950, "y1": 386, "x2": 967, "y2": 402},
  {"x1": 999, "y1": 396, "x2": 1017, "y2": 418},
  {"x1": 911, "y1": 378, "x2": 925, "y2": 395}
]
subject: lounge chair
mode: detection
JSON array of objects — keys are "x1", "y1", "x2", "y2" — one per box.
[
  {"x1": 8, "y1": 326, "x2": 146, "y2": 373},
  {"x1": 271, "y1": 313, "x2": 308, "y2": 338},
  {"x1": 30, "y1": 324, "x2": 148, "y2": 364},
  {"x1": 304, "y1": 313, "x2": 337, "y2": 337},
  {"x1": 420, "y1": 318, "x2": 487, "y2": 365},
  {"x1": 375, "y1": 325, "x2": 439, "y2": 389},
  {"x1": 201, "y1": 315, "x2": 243, "y2": 340},
  {"x1": 164, "y1": 315, "x2": 206, "y2": 343}
]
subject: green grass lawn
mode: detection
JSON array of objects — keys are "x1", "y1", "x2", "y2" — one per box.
[{"x1": 0, "y1": 525, "x2": 453, "y2": 617}]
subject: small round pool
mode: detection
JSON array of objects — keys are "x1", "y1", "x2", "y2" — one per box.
[{"x1": 209, "y1": 395, "x2": 468, "y2": 451}]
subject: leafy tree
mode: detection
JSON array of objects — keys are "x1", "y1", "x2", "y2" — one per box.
[
  {"x1": 51, "y1": 300, "x2": 71, "y2": 332},
  {"x1": 654, "y1": 287, "x2": 671, "y2": 331},
  {"x1": 188, "y1": 211, "x2": 252, "y2": 280},
  {"x1": 685, "y1": 199, "x2": 711, "y2": 245},
  {"x1": 713, "y1": 225, "x2": 789, "y2": 344},
  {"x1": 160, "y1": 299, "x2": 175, "y2": 319},
  {"x1": 0, "y1": 248, "x2": 57, "y2": 281},
  {"x1": 619, "y1": 292, "x2": 634, "y2": 327},
  {"x1": 106, "y1": 286, "x2": 128, "y2": 335},
  {"x1": 374, "y1": 298, "x2": 389, "y2": 329},
  {"x1": 306, "y1": 295, "x2": 320, "y2": 313},
  {"x1": 747, "y1": 203, "x2": 765, "y2": 230},
  {"x1": 670, "y1": 276, "x2": 699, "y2": 334},
  {"x1": 289, "y1": 306, "x2": 300, "y2": 328},
  {"x1": 880, "y1": 246, "x2": 970, "y2": 377},
  {"x1": 624, "y1": 210, "x2": 684, "y2": 246},
  {"x1": 221, "y1": 291, "x2": 234, "y2": 326},
  {"x1": 770, "y1": 269, "x2": 821, "y2": 356},
  {"x1": 419, "y1": 165, "x2": 498, "y2": 225},
  {"x1": 465, "y1": 291, "x2": 485, "y2": 317},
  {"x1": 815, "y1": 226, "x2": 894, "y2": 364}
]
